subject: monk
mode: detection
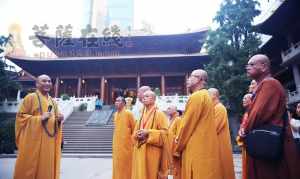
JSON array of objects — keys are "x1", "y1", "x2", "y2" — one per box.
[
  {"x1": 248, "y1": 80, "x2": 257, "y2": 93},
  {"x1": 14, "y1": 74, "x2": 63, "y2": 179},
  {"x1": 174, "y1": 69, "x2": 222, "y2": 179},
  {"x1": 132, "y1": 86, "x2": 151, "y2": 120},
  {"x1": 131, "y1": 90, "x2": 169, "y2": 179},
  {"x1": 112, "y1": 96, "x2": 135, "y2": 179},
  {"x1": 237, "y1": 93, "x2": 253, "y2": 179},
  {"x1": 285, "y1": 103, "x2": 300, "y2": 179},
  {"x1": 166, "y1": 105, "x2": 182, "y2": 179},
  {"x1": 243, "y1": 54, "x2": 292, "y2": 179},
  {"x1": 208, "y1": 88, "x2": 235, "y2": 179}
]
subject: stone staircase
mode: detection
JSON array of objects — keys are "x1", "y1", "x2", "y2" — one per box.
[{"x1": 62, "y1": 111, "x2": 114, "y2": 154}]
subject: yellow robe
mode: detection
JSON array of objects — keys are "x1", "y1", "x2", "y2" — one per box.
[
  {"x1": 131, "y1": 106, "x2": 169, "y2": 179},
  {"x1": 168, "y1": 116, "x2": 182, "y2": 179},
  {"x1": 112, "y1": 109, "x2": 135, "y2": 179},
  {"x1": 174, "y1": 89, "x2": 222, "y2": 179},
  {"x1": 14, "y1": 91, "x2": 62, "y2": 179},
  {"x1": 214, "y1": 103, "x2": 235, "y2": 179}
]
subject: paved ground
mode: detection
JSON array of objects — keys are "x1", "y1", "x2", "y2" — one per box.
[{"x1": 0, "y1": 154, "x2": 242, "y2": 179}]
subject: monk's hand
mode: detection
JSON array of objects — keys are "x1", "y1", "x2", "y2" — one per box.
[
  {"x1": 136, "y1": 129, "x2": 149, "y2": 141},
  {"x1": 41, "y1": 112, "x2": 51, "y2": 122},
  {"x1": 239, "y1": 128, "x2": 246, "y2": 137},
  {"x1": 173, "y1": 151, "x2": 181, "y2": 158},
  {"x1": 56, "y1": 113, "x2": 64, "y2": 122},
  {"x1": 174, "y1": 137, "x2": 179, "y2": 144}
]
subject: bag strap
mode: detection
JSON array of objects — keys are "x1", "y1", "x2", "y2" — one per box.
[
  {"x1": 282, "y1": 108, "x2": 288, "y2": 137},
  {"x1": 36, "y1": 92, "x2": 58, "y2": 138}
]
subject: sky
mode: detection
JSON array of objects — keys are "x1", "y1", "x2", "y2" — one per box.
[{"x1": 0, "y1": 0, "x2": 281, "y2": 58}]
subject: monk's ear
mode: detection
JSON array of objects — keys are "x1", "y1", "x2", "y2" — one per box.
[{"x1": 261, "y1": 63, "x2": 267, "y2": 73}]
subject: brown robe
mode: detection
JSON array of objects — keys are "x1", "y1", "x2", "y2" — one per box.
[
  {"x1": 284, "y1": 123, "x2": 300, "y2": 179},
  {"x1": 245, "y1": 77, "x2": 300, "y2": 179}
]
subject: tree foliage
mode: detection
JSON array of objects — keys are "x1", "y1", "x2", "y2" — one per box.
[
  {"x1": 0, "y1": 35, "x2": 20, "y2": 101},
  {"x1": 205, "y1": 0, "x2": 262, "y2": 115}
]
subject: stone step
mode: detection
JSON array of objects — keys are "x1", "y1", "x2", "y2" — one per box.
[{"x1": 62, "y1": 110, "x2": 114, "y2": 154}]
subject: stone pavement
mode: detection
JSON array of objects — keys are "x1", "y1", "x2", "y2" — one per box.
[{"x1": 0, "y1": 154, "x2": 242, "y2": 179}]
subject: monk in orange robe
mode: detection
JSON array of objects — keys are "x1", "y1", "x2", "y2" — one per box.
[
  {"x1": 166, "y1": 105, "x2": 182, "y2": 179},
  {"x1": 174, "y1": 69, "x2": 222, "y2": 179},
  {"x1": 131, "y1": 90, "x2": 169, "y2": 179},
  {"x1": 244, "y1": 54, "x2": 292, "y2": 179},
  {"x1": 112, "y1": 96, "x2": 135, "y2": 179},
  {"x1": 14, "y1": 74, "x2": 63, "y2": 179},
  {"x1": 208, "y1": 88, "x2": 235, "y2": 179}
]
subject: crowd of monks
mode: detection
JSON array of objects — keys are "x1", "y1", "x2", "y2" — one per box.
[
  {"x1": 112, "y1": 69, "x2": 236, "y2": 179},
  {"x1": 13, "y1": 54, "x2": 300, "y2": 179}
]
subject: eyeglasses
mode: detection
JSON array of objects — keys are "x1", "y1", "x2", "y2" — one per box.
[{"x1": 245, "y1": 62, "x2": 265, "y2": 68}]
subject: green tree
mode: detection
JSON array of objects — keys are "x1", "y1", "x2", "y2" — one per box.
[
  {"x1": 0, "y1": 35, "x2": 20, "y2": 101},
  {"x1": 205, "y1": 0, "x2": 261, "y2": 115}
]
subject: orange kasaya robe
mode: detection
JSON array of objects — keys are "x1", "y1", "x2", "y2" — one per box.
[
  {"x1": 14, "y1": 91, "x2": 62, "y2": 179},
  {"x1": 168, "y1": 115, "x2": 182, "y2": 179},
  {"x1": 236, "y1": 112, "x2": 249, "y2": 179},
  {"x1": 112, "y1": 108, "x2": 135, "y2": 179},
  {"x1": 131, "y1": 105, "x2": 169, "y2": 179},
  {"x1": 214, "y1": 102, "x2": 235, "y2": 179},
  {"x1": 174, "y1": 89, "x2": 222, "y2": 179}
]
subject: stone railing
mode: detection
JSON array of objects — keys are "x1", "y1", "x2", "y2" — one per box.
[
  {"x1": 53, "y1": 98, "x2": 74, "y2": 121},
  {"x1": 0, "y1": 95, "x2": 97, "y2": 120},
  {"x1": 0, "y1": 99, "x2": 21, "y2": 113},
  {"x1": 281, "y1": 41, "x2": 300, "y2": 64},
  {"x1": 69, "y1": 96, "x2": 97, "y2": 111},
  {"x1": 156, "y1": 95, "x2": 188, "y2": 111}
]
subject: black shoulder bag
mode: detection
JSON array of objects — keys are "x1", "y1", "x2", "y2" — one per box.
[{"x1": 245, "y1": 109, "x2": 288, "y2": 161}]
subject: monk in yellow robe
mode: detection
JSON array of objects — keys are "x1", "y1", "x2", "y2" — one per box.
[
  {"x1": 208, "y1": 88, "x2": 235, "y2": 179},
  {"x1": 112, "y1": 96, "x2": 135, "y2": 179},
  {"x1": 132, "y1": 86, "x2": 151, "y2": 120},
  {"x1": 237, "y1": 93, "x2": 253, "y2": 179},
  {"x1": 131, "y1": 90, "x2": 169, "y2": 179},
  {"x1": 166, "y1": 105, "x2": 182, "y2": 179},
  {"x1": 14, "y1": 74, "x2": 63, "y2": 179},
  {"x1": 174, "y1": 69, "x2": 222, "y2": 179}
]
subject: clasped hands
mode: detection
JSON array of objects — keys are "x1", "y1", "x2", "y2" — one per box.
[{"x1": 135, "y1": 129, "x2": 149, "y2": 145}]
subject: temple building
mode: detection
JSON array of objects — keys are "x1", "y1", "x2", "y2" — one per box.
[
  {"x1": 254, "y1": 0, "x2": 300, "y2": 104},
  {"x1": 7, "y1": 30, "x2": 209, "y2": 104}
]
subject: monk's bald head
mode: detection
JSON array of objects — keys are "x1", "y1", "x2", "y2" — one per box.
[
  {"x1": 249, "y1": 54, "x2": 270, "y2": 69},
  {"x1": 137, "y1": 86, "x2": 151, "y2": 102},
  {"x1": 187, "y1": 69, "x2": 208, "y2": 92},
  {"x1": 246, "y1": 54, "x2": 271, "y2": 80},
  {"x1": 191, "y1": 69, "x2": 208, "y2": 82},
  {"x1": 36, "y1": 74, "x2": 52, "y2": 94},
  {"x1": 143, "y1": 90, "x2": 156, "y2": 107},
  {"x1": 167, "y1": 105, "x2": 177, "y2": 116},
  {"x1": 208, "y1": 88, "x2": 220, "y2": 104},
  {"x1": 37, "y1": 74, "x2": 50, "y2": 82},
  {"x1": 208, "y1": 88, "x2": 219, "y2": 98}
]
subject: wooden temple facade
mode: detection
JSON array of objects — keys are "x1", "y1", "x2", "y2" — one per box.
[
  {"x1": 7, "y1": 30, "x2": 209, "y2": 104},
  {"x1": 255, "y1": 0, "x2": 300, "y2": 104}
]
